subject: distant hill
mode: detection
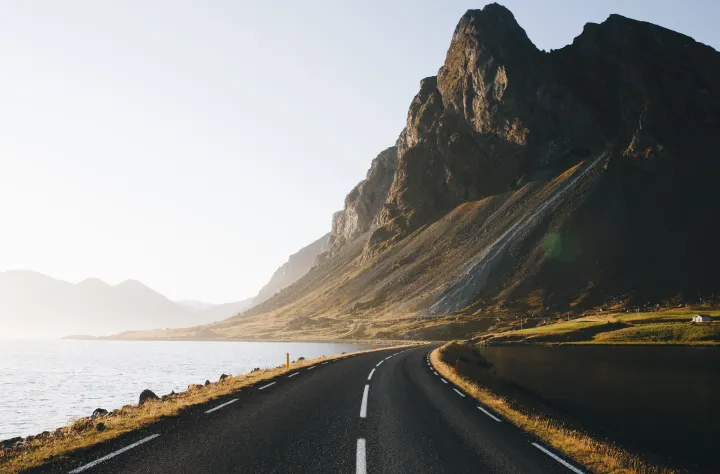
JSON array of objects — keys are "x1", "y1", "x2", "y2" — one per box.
[
  {"x1": 0, "y1": 271, "x2": 253, "y2": 338},
  {"x1": 194, "y1": 298, "x2": 254, "y2": 322},
  {"x1": 176, "y1": 299, "x2": 216, "y2": 312},
  {"x1": 252, "y1": 234, "x2": 330, "y2": 305}
]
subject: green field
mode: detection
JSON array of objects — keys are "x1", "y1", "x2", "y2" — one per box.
[{"x1": 478, "y1": 310, "x2": 720, "y2": 345}]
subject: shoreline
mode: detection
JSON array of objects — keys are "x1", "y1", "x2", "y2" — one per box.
[
  {"x1": 0, "y1": 343, "x2": 420, "y2": 473},
  {"x1": 61, "y1": 335, "x2": 428, "y2": 345}
]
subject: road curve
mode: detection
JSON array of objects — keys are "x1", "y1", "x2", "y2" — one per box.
[{"x1": 31, "y1": 345, "x2": 583, "y2": 473}]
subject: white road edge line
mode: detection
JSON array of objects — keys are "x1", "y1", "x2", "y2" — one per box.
[
  {"x1": 322, "y1": 361, "x2": 329, "y2": 364},
  {"x1": 477, "y1": 406, "x2": 502, "y2": 422},
  {"x1": 360, "y1": 384, "x2": 370, "y2": 418},
  {"x1": 376, "y1": 360, "x2": 383, "y2": 367},
  {"x1": 453, "y1": 388, "x2": 466, "y2": 398},
  {"x1": 432, "y1": 371, "x2": 438, "y2": 376},
  {"x1": 356, "y1": 438, "x2": 367, "y2": 474},
  {"x1": 367, "y1": 368, "x2": 376, "y2": 380},
  {"x1": 440, "y1": 378, "x2": 448, "y2": 384},
  {"x1": 532, "y1": 442, "x2": 585, "y2": 473},
  {"x1": 68, "y1": 434, "x2": 160, "y2": 473},
  {"x1": 288, "y1": 372, "x2": 300, "y2": 378},
  {"x1": 259, "y1": 382, "x2": 276, "y2": 390},
  {"x1": 307, "y1": 366, "x2": 316, "y2": 370},
  {"x1": 205, "y1": 398, "x2": 239, "y2": 414}
]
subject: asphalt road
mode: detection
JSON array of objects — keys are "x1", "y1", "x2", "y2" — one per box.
[{"x1": 34, "y1": 345, "x2": 584, "y2": 474}]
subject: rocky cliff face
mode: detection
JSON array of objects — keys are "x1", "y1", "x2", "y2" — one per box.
[
  {"x1": 321, "y1": 147, "x2": 398, "y2": 258},
  {"x1": 253, "y1": 233, "x2": 330, "y2": 305},
  {"x1": 371, "y1": 4, "x2": 720, "y2": 251}
]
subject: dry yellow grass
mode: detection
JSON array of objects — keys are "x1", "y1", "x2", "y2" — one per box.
[
  {"x1": 0, "y1": 344, "x2": 414, "y2": 474},
  {"x1": 430, "y1": 342, "x2": 675, "y2": 474}
]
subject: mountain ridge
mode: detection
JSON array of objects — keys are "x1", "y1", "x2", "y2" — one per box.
[{"x1": 105, "y1": 4, "x2": 720, "y2": 341}]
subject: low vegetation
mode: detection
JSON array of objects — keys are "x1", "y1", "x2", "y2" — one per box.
[
  {"x1": 430, "y1": 342, "x2": 674, "y2": 474},
  {"x1": 0, "y1": 345, "x2": 412, "y2": 474},
  {"x1": 476, "y1": 310, "x2": 720, "y2": 345}
]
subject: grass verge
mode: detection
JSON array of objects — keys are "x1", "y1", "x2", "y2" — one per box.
[
  {"x1": 430, "y1": 342, "x2": 674, "y2": 474},
  {"x1": 0, "y1": 344, "x2": 414, "y2": 474},
  {"x1": 478, "y1": 310, "x2": 720, "y2": 345}
]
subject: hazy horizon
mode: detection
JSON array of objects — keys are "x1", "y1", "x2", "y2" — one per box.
[{"x1": 2, "y1": 0, "x2": 718, "y2": 303}]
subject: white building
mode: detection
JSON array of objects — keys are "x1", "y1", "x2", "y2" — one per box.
[{"x1": 692, "y1": 314, "x2": 712, "y2": 323}]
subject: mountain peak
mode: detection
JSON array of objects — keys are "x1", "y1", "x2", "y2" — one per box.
[
  {"x1": 77, "y1": 277, "x2": 110, "y2": 288},
  {"x1": 115, "y1": 279, "x2": 154, "y2": 292}
]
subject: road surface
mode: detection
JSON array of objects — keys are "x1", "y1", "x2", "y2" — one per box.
[{"x1": 32, "y1": 345, "x2": 584, "y2": 473}]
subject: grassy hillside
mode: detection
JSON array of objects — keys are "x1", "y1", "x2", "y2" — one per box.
[{"x1": 476, "y1": 310, "x2": 720, "y2": 345}]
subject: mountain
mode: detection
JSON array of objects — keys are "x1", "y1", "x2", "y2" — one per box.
[
  {"x1": 176, "y1": 299, "x2": 216, "y2": 312},
  {"x1": 252, "y1": 234, "x2": 331, "y2": 305},
  {"x1": 0, "y1": 271, "x2": 197, "y2": 338},
  {"x1": 0, "y1": 272, "x2": 257, "y2": 338},
  {"x1": 195, "y1": 298, "x2": 255, "y2": 322},
  {"x1": 110, "y1": 4, "x2": 720, "y2": 341}
]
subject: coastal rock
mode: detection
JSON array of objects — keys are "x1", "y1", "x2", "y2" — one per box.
[
  {"x1": 1, "y1": 437, "x2": 21, "y2": 448},
  {"x1": 92, "y1": 408, "x2": 108, "y2": 418},
  {"x1": 219, "y1": 374, "x2": 229, "y2": 382},
  {"x1": 204, "y1": 380, "x2": 211, "y2": 386},
  {"x1": 139, "y1": 389, "x2": 159, "y2": 404}
]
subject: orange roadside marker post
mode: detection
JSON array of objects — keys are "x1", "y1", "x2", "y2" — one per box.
[
  {"x1": 286, "y1": 352, "x2": 290, "y2": 369},
  {"x1": 455, "y1": 359, "x2": 460, "y2": 374}
]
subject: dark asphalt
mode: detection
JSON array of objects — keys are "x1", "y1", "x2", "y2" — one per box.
[{"x1": 32, "y1": 345, "x2": 582, "y2": 474}]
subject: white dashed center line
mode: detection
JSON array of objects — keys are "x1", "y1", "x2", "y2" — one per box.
[
  {"x1": 356, "y1": 438, "x2": 367, "y2": 474},
  {"x1": 367, "y1": 368, "x2": 376, "y2": 380},
  {"x1": 68, "y1": 434, "x2": 160, "y2": 473},
  {"x1": 532, "y1": 443, "x2": 585, "y2": 473},
  {"x1": 288, "y1": 372, "x2": 299, "y2": 378},
  {"x1": 205, "y1": 399, "x2": 238, "y2": 414},
  {"x1": 360, "y1": 384, "x2": 370, "y2": 418},
  {"x1": 477, "y1": 406, "x2": 502, "y2": 422},
  {"x1": 376, "y1": 360, "x2": 383, "y2": 367},
  {"x1": 307, "y1": 366, "x2": 316, "y2": 370},
  {"x1": 258, "y1": 382, "x2": 276, "y2": 390}
]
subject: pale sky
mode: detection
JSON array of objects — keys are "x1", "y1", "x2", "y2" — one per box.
[{"x1": 1, "y1": 1, "x2": 718, "y2": 303}]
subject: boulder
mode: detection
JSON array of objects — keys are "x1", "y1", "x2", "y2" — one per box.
[
  {"x1": 204, "y1": 380, "x2": 211, "y2": 386},
  {"x1": 1, "y1": 437, "x2": 21, "y2": 448},
  {"x1": 139, "y1": 389, "x2": 159, "y2": 404},
  {"x1": 219, "y1": 374, "x2": 229, "y2": 382},
  {"x1": 92, "y1": 408, "x2": 108, "y2": 418},
  {"x1": 95, "y1": 422, "x2": 106, "y2": 432}
]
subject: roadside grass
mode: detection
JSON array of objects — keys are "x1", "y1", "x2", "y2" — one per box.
[
  {"x1": 430, "y1": 342, "x2": 675, "y2": 474},
  {"x1": 593, "y1": 322, "x2": 720, "y2": 343},
  {"x1": 0, "y1": 344, "x2": 413, "y2": 474},
  {"x1": 478, "y1": 310, "x2": 720, "y2": 345}
]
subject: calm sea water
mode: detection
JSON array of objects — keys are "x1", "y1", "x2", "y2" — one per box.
[
  {"x1": 480, "y1": 345, "x2": 720, "y2": 471},
  {"x1": 0, "y1": 339, "x2": 371, "y2": 440}
]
